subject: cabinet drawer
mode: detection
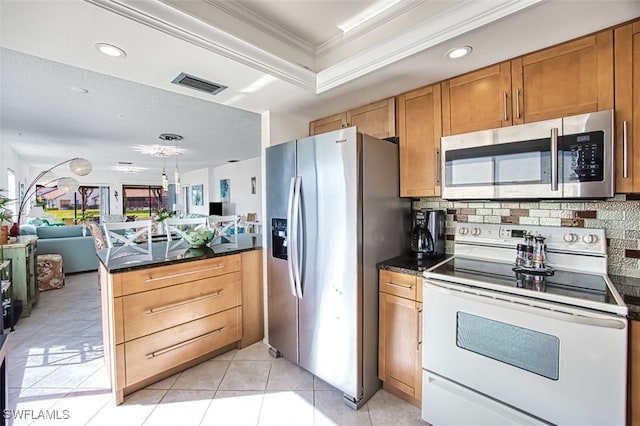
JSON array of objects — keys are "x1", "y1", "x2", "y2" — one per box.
[
  {"x1": 117, "y1": 255, "x2": 241, "y2": 296},
  {"x1": 125, "y1": 306, "x2": 241, "y2": 386},
  {"x1": 380, "y1": 270, "x2": 420, "y2": 301},
  {"x1": 122, "y1": 272, "x2": 241, "y2": 341}
]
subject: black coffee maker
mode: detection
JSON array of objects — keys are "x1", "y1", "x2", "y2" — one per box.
[{"x1": 410, "y1": 209, "x2": 445, "y2": 258}]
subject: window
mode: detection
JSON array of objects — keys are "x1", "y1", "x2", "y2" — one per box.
[
  {"x1": 37, "y1": 185, "x2": 100, "y2": 224},
  {"x1": 122, "y1": 185, "x2": 171, "y2": 219},
  {"x1": 6, "y1": 169, "x2": 16, "y2": 222}
]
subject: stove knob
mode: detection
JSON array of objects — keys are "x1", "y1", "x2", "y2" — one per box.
[
  {"x1": 470, "y1": 228, "x2": 481, "y2": 236},
  {"x1": 582, "y1": 234, "x2": 599, "y2": 244},
  {"x1": 458, "y1": 227, "x2": 469, "y2": 235},
  {"x1": 563, "y1": 233, "x2": 578, "y2": 243}
]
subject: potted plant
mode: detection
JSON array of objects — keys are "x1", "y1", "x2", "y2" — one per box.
[{"x1": 0, "y1": 190, "x2": 14, "y2": 244}]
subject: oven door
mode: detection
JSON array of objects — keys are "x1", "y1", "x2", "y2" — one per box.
[
  {"x1": 423, "y1": 280, "x2": 627, "y2": 426},
  {"x1": 441, "y1": 118, "x2": 563, "y2": 200}
]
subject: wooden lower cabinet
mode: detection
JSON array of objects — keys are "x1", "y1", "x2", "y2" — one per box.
[
  {"x1": 378, "y1": 270, "x2": 422, "y2": 406},
  {"x1": 239, "y1": 249, "x2": 264, "y2": 348},
  {"x1": 101, "y1": 249, "x2": 263, "y2": 404}
]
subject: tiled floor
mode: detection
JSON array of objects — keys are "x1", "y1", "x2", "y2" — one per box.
[{"x1": 6, "y1": 272, "x2": 424, "y2": 425}]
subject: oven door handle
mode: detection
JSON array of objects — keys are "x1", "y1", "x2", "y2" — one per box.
[{"x1": 426, "y1": 281, "x2": 627, "y2": 330}]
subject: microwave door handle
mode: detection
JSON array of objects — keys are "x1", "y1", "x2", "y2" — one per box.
[
  {"x1": 550, "y1": 127, "x2": 559, "y2": 191},
  {"x1": 623, "y1": 121, "x2": 629, "y2": 179}
]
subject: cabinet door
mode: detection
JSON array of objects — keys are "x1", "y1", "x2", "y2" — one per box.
[
  {"x1": 239, "y1": 249, "x2": 264, "y2": 348},
  {"x1": 614, "y1": 22, "x2": 640, "y2": 193},
  {"x1": 378, "y1": 291, "x2": 421, "y2": 401},
  {"x1": 398, "y1": 85, "x2": 442, "y2": 197},
  {"x1": 309, "y1": 113, "x2": 347, "y2": 136},
  {"x1": 442, "y1": 62, "x2": 512, "y2": 136},
  {"x1": 512, "y1": 31, "x2": 613, "y2": 125},
  {"x1": 346, "y1": 98, "x2": 396, "y2": 139}
]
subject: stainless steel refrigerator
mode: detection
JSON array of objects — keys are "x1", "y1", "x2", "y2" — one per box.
[{"x1": 266, "y1": 127, "x2": 406, "y2": 408}]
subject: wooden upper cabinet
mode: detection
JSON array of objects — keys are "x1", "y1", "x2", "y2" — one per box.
[
  {"x1": 614, "y1": 21, "x2": 640, "y2": 193},
  {"x1": 398, "y1": 84, "x2": 442, "y2": 197},
  {"x1": 512, "y1": 31, "x2": 614, "y2": 125},
  {"x1": 345, "y1": 98, "x2": 396, "y2": 139},
  {"x1": 442, "y1": 62, "x2": 512, "y2": 136},
  {"x1": 309, "y1": 113, "x2": 347, "y2": 135},
  {"x1": 309, "y1": 97, "x2": 396, "y2": 138}
]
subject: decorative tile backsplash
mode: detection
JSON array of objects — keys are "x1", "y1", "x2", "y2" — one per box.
[{"x1": 414, "y1": 194, "x2": 640, "y2": 278}]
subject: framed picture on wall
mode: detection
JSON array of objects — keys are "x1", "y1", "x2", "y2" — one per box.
[
  {"x1": 191, "y1": 184, "x2": 203, "y2": 206},
  {"x1": 251, "y1": 176, "x2": 256, "y2": 194},
  {"x1": 220, "y1": 179, "x2": 230, "y2": 203}
]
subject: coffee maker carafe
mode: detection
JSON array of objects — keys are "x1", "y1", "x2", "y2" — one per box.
[{"x1": 410, "y1": 209, "x2": 444, "y2": 258}]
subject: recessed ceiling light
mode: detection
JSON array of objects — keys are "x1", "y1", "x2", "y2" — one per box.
[
  {"x1": 95, "y1": 43, "x2": 126, "y2": 58},
  {"x1": 446, "y1": 46, "x2": 472, "y2": 59}
]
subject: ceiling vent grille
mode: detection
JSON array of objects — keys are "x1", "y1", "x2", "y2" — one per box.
[{"x1": 171, "y1": 72, "x2": 227, "y2": 95}]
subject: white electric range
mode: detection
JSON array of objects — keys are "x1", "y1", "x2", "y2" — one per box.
[{"x1": 422, "y1": 223, "x2": 628, "y2": 426}]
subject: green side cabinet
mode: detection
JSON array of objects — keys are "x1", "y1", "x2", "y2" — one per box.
[{"x1": 0, "y1": 236, "x2": 38, "y2": 317}]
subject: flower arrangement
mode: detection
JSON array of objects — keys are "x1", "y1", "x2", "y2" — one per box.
[
  {"x1": 0, "y1": 191, "x2": 12, "y2": 225},
  {"x1": 152, "y1": 207, "x2": 175, "y2": 223}
]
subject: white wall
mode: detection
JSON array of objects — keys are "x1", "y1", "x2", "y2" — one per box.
[
  {"x1": 1, "y1": 143, "x2": 36, "y2": 220},
  {"x1": 180, "y1": 167, "x2": 210, "y2": 216},
  {"x1": 210, "y1": 157, "x2": 262, "y2": 220}
]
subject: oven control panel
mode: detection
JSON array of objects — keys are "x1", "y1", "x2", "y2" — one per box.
[{"x1": 456, "y1": 223, "x2": 606, "y2": 255}]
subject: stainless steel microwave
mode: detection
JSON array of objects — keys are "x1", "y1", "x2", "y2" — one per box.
[{"x1": 440, "y1": 110, "x2": 614, "y2": 200}]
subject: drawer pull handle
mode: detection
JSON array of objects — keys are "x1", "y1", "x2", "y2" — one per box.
[
  {"x1": 145, "y1": 265, "x2": 225, "y2": 283},
  {"x1": 387, "y1": 282, "x2": 413, "y2": 290},
  {"x1": 146, "y1": 290, "x2": 224, "y2": 315},
  {"x1": 146, "y1": 327, "x2": 225, "y2": 359}
]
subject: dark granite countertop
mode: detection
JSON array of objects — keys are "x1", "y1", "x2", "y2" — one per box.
[
  {"x1": 97, "y1": 233, "x2": 262, "y2": 273},
  {"x1": 378, "y1": 254, "x2": 640, "y2": 322},
  {"x1": 377, "y1": 253, "x2": 451, "y2": 277},
  {"x1": 610, "y1": 274, "x2": 640, "y2": 321}
]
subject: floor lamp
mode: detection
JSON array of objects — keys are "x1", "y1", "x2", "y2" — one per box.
[{"x1": 16, "y1": 157, "x2": 92, "y2": 227}]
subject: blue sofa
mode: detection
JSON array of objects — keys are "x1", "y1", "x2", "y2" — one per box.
[{"x1": 24, "y1": 225, "x2": 98, "y2": 273}]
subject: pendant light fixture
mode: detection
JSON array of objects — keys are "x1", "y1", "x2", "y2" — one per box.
[{"x1": 158, "y1": 133, "x2": 183, "y2": 194}]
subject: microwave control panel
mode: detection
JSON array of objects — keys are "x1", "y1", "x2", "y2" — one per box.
[{"x1": 564, "y1": 130, "x2": 604, "y2": 182}]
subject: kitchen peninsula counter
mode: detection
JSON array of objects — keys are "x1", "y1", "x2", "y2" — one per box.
[
  {"x1": 97, "y1": 233, "x2": 263, "y2": 405},
  {"x1": 96, "y1": 233, "x2": 262, "y2": 273}
]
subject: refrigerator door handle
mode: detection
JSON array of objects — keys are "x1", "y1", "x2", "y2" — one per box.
[
  {"x1": 291, "y1": 176, "x2": 303, "y2": 298},
  {"x1": 286, "y1": 177, "x2": 297, "y2": 297}
]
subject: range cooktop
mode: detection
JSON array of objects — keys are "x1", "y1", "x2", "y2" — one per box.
[{"x1": 426, "y1": 256, "x2": 626, "y2": 316}]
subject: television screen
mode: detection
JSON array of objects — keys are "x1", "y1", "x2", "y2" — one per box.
[{"x1": 209, "y1": 202, "x2": 223, "y2": 215}]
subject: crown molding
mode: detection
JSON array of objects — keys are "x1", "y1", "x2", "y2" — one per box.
[
  {"x1": 316, "y1": 0, "x2": 542, "y2": 94},
  {"x1": 87, "y1": 0, "x2": 542, "y2": 96},
  {"x1": 315, "y1": 0, "x2": 425, "y2": 59},
  {"x1": 204, "y1": 0, "x2": 316, "y2": 57},
  {"x1": 86, "y1": 0, "x2": 316, "y2": 90}
]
